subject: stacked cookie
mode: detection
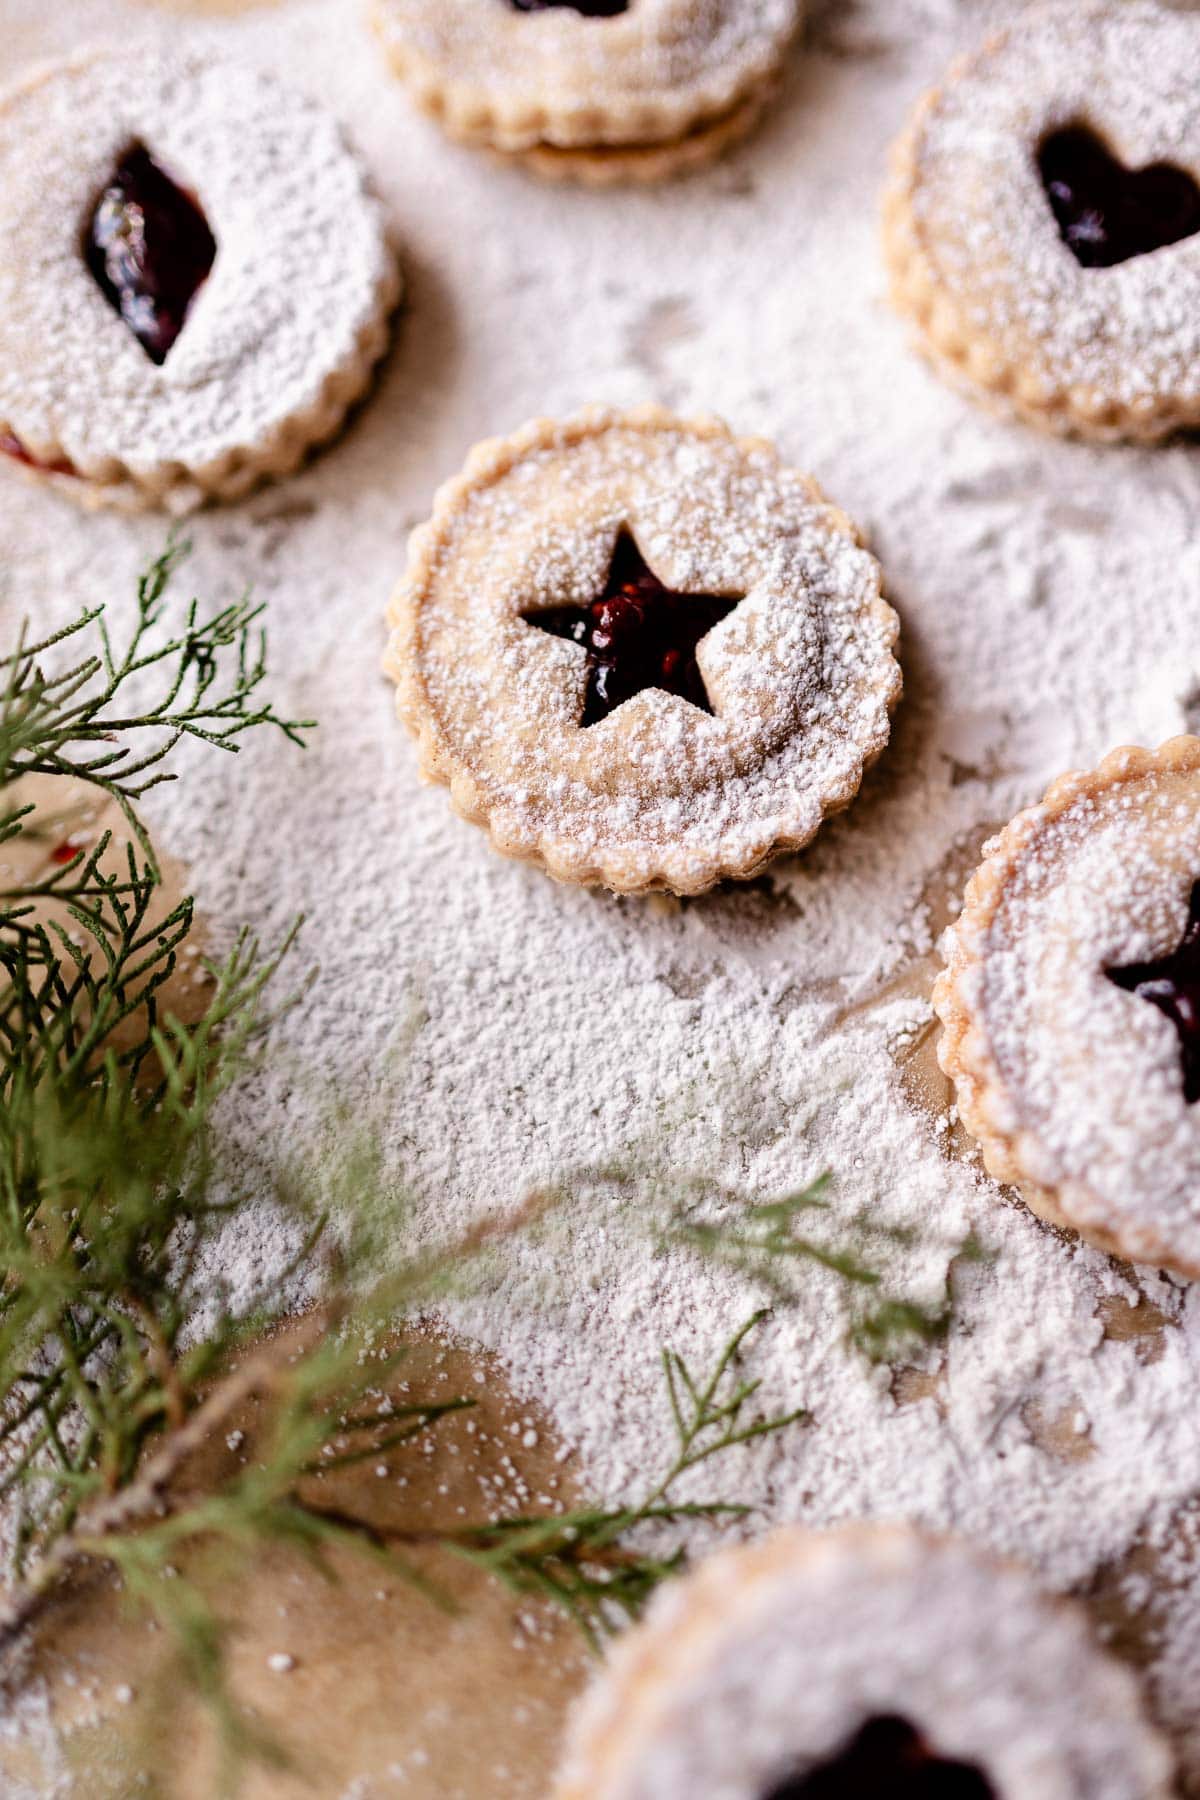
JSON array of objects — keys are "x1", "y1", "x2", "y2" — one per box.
[{"x1": 371, "y1": 0, "x2": 803, "y2": 184}]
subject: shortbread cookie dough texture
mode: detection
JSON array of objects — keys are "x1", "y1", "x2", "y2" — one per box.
[
  {"x1": 556, "y1": 1525, "x2": 1175, "y2": 1799},
  {"x1": 386, "y1": 406, "x2": 900, "y2": 896},
  {"x1": 0, "y1": 47, "x2": 401, "y2": 512},
  {"x1": 885, "y1": 1, "x2": 1200, "y2": 441},
  {"x1": 372, "y1": 0, "x2": 802, "y2": 184},
  {"x1": 936, "y1": 738, "x2": 1200, "y2": 1278}
]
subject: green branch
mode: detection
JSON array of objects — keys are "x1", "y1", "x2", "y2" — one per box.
[
  {"x1": 666, "y1": 1173, "x2": 983, "y2": 1362},
  {"x1": 449, "y1": 1310, "x2": 806, "y2": 1651},
  {"x1": 0, "y1": 546, "x2": 926, "y2": 1796}
]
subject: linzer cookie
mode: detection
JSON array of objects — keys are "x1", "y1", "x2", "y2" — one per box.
[
  {"x1": 555, "y1": 1525, "x2": 1174, "y2": 1799},
  {"x1": 370, "y1": 0, "x2": 802, "y2": 185},
  {"x1": 0, "y1": 48, "x2": 401, "y2": 513},
  {"x1": 384, "y1": 406, "x2": 900, "y2": 896},
  {"x1": 885, "y1": 1, "x2": 1200, "y2": 441},
  {"x1": 936, "y1": 738, "x2": 1200, "y2": 1276}
]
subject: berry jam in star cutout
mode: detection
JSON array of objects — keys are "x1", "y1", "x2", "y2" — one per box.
[
  {"x1": 1038, "y1": 125, "x2": 1200, "y2": 268},
  {"x1": 1108, "y1": 879, "x2": 1200, "y2": 1103},
  {"x1": 84, "y1": 143, "x2": 217, "y2": 365},
  {"x1": 509, "y1": 0, "x2": 629, "y2": 13},
  {"x1": 523, "y1": 529, "x2": 741, "y2": 728},
  {"x1": 762, "y1": 1715, "x2": 996, "y2": 1800}
]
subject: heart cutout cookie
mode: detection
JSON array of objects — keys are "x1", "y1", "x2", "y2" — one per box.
[{"x1": 1038, "y1": 124, "x2": 1200, "y2": 268}]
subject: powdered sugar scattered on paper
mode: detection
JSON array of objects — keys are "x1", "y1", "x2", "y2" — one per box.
[{"x1": 6, "y1": 0, "x2": 1200, "y2": 1787}]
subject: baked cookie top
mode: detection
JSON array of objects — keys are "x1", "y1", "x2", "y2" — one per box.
[
  {"x1": 556, "y1": 1525, "x2": 1174, "y2": 1799},
  {"x1": 371, "y1": 0, "x2": 802, "y2": 152},
  {"x1": 885, "y1": 0, "x2": 1200, "y2": 440},
  {"x1": 385, "y1": 406, "x2": 900, "y2": 896},
  {"x1": 936, "y1": 738, "x2": 1200, "y2": 1275},
  {"x1": 0, "y1": 47, "x2": 399, "y2": 506}
]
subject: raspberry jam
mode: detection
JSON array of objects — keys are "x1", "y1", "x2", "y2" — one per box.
[
  {"x1": 509, "y1": 0, "x2": 629, "y2": 12},
  {"x1": 1108, "y1": 880, "x2": 1200, "y2": 1103},
  {"x1": 524, "y1": 530, "x2": 740, "y2": 727},
  {"x1": 1038, "y1": 126, "x2": 1200, "y2": 268},
  {"x1": 0, "y1": 431, "x2": 76, "y2": 478},
  {"x1": 763, "y1": 1716, "x2": 995, "y2": 1799},
  {"x1": 84, "y1": 143, "x2": 216, "y2": 364}
]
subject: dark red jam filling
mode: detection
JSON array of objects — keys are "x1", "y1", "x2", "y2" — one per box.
[
  {"x1": 1108, "y1": 879, "x2": 1200, "y2": 1104},
  {"x1": 523, "y1": 529, "x2": 740, "y2": 727},
  {"x1": 509, "y1": 0, "x2": 629, "y2": 13},
  {"x1": 1038, "y1": 125, "x2": 1200, "y2": 268},
  {"x1": 762, "y1": 1716, "x2": 996, "y2": 1800},
  {"x1": 84, "y1": 143, "x2": 216, "y2": 365},
  {"x1": 0, "y1": 431, "x2": 76, "y2": 478}
]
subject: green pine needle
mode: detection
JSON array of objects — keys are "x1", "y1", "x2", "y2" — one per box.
[
  {"x1": 666, "y1": 1173, "x2": 982, "y2": 1362},
  {"x1": 0, "y1": 546, "x2": 962, "y2": 1796},
  {"x1": 449, "y1": 1308, "x2": 807, "y2": 1652}
]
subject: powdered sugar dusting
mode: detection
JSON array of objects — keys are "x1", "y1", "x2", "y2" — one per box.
[
  {"x1": 373, "y1": 0, "x2": 802, "y2": 149},
  {"x1": 947, "y1": 752, "x2": 1200, "y2": 1269},
  {"x1": 0, "y1": 46, "x2": 396, "y2": 477},
  {"x1": 905, "y1": 0, "x2": 1200, "y2": 412},
  {"x1": 563, "y1": 1529, "x2": 1174, "y2": 1798},
  {"x1": 392, "y1": 410, "x2": 898, "y2": 890},
  {"x1": 7, "y1": 0, "x2": 1200, "y2": 1789}
]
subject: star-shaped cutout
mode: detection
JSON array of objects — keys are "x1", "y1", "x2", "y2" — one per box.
[
  {"x1": 1107, "y1": 878, "x2": 1200, "y2": 1103},
  {"x1": 522, "y1": 528, "x2": 742, "y2": 728}
]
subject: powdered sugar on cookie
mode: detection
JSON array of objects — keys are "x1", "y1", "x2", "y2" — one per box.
[
  {"x1": 886, "y1": 0, "x2": 1200, "y2": 438},
  {"x1": 0, "y1": 47, "x2": 399, "y2": 508},
  {"x1": 936, "y1": 741, "x2": 1200, "y2": 1274},
  {"x1": 8, "y1": 0, "x2": 1200, "y2": 1790},
  {"x1": 388, "y1": 409, "x2": 900, "y2": 893},
  {"x1": 558, "y1": 1528, "x2": 1174, "y2": 1799},
  {"x1": 372, "y1": 0, "x2": 802, "y2": 156}
]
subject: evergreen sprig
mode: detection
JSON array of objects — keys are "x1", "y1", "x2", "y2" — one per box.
[
  {"x1": 0, "y1": 548, "x2": 318, "y2": 1667},
  {"x1": 0, "y1": 551, "x2": 815, "y2": 1794},
  {"x1": 667, "y1": 1174, "x2": 981, "y2": 1361},
  {"x1": 0, "y1": 537, "x2": 309, "y2": 873},
  {"x1": 0, "y1": 548, "x2": 958, "y2": 1794},
  {"x1": 448, "y1": 1309, "x2": 806, "y2": 1649}
]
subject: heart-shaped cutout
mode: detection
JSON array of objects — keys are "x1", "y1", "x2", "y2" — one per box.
[
  {"x1": 84, "y1": 143, "x2": 216, "y2": 365},
  {"x1": 1038, "y1": 124, "x2": 1200, "y2": 268}
]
